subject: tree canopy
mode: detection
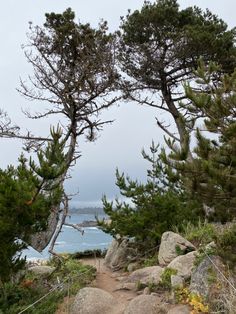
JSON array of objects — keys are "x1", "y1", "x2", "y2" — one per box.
[
  {"x1": 14, "y1": 8, "x2": 120, "y2": 252},
  {"x1": 118, "y1": 0, "x2": 236, "y2": 153},
  {"x1": 0, "y1": 128, "x2": 65, "y2": 282},
  {"x1": 176, "y1": 62, "x2": 236, "y2": 221}
]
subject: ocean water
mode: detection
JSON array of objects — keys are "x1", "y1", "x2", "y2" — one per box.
[{"x1": 23, "y1": 213, "x2": 113, "y2": 260}]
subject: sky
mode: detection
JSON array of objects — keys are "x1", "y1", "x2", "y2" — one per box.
[{"x1": 0, "y1": 0, "x2": 236, "y2": 207}]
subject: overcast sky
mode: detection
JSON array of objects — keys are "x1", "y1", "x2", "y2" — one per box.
[{"x1": 0, "y1": 0, "x2": 236, "y2": 207}]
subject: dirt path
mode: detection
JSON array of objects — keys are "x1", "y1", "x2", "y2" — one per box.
[
  {"x1": 81, "y1": 257, "x2": 137, "y2": 313},
  {"x1": 57, "y1": 257, "x2": 170, "y2": 313}
]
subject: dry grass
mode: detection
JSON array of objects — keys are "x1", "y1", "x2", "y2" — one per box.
[{"x1": 209, "y1": 275, "x2": 236, "y2": 314}]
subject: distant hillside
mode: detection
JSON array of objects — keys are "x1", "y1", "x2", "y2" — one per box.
[{"x1": 69, "y1": 207, "x2": 105, "y2": 215}]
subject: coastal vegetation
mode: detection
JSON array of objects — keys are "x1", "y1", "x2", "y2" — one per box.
[
  {"x1": 1, "y1": 0, "x2": 236, "y2": 312},
  {"x1": 0, "y1": 255, "x2": 96, "y2": 314}
]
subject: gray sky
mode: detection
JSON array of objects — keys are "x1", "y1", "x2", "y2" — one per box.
[{"x1": 0, "y1": 1, "x2": 236, "y2": 207}]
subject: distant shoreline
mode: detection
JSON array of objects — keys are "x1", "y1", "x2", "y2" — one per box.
[{"x1": 69, "y1": 207, "x2": 105, "y2": 215}]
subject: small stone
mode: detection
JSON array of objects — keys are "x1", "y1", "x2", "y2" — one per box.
[
  {"x1": 205, "y1": 241, "x2": 216, "y2": 251},
  {"x1": 143, "y1": 287, "x2": 151, "y2": 295},
  {"x1": 167, "y1": 304, "x2": 191, "y2": 314},
  {"x1": 127, "y1": 262, "x2": 139, "y2": 272},
  {"x1": 116, "y1": 282, "x2": 136, "y2": 291}
]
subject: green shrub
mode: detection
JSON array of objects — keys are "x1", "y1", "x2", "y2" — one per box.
[
  {"x1": 160, "y1": 268, "x2": 177, "y2": 290},
  {"x1": 214, "y1": 223, "x2": 236, "y2": 269},
  {"x1": 176, "y1": 220, "x2": 217, "y2": 247},
  {"x1": 0, "y1": 256, "x2": 96, "y2": 314},
  {"x1": 142, "y1": 253, "x2": 159, "y2": 267}
]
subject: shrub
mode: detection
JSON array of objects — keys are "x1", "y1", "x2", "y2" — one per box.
[
  {"x1": 175, "y1": 220, "x2": 217, "y2": 247},
  {"x1": 160, "y1": 268, "x2": 177, "y2": 290},
  {"x1": 0, "y1": 256, "x2": 96, "y2": 314}
]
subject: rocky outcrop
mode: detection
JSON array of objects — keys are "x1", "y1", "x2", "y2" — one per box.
[
  {"x1": 190, "y1": 255, "x2": 226, "y2": 297},
  {"x1": 158, "y1": 232, "x2": 195, "y2": 266},
  {"x1": 124, "y1": 295, "x2": 164, "y2": 314},
  {"x1": 104, "y1": 238, "x2": 137, "y2": 271},
  {"x1": 167, "y1": 251, "x2": 197, "y2": 279},
  {"x1": 71, "y1": 287, "x2": 118, "y2": 314},
  {"x1": 76, "y1": 220, "x2": 98, "y2": 227},
  {"x1": 122, "y1": 266, "x2": 164, "y2": 286}
]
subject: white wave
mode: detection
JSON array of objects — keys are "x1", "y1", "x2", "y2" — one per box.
[
  {"x1": 81, "y1": 242, "x2": 110, "y2": 247},
  {"x1": 55, "y1": 241, "x2": 67, "y2": 245},
  {"x1": 85, "y1": 227, "x2": 98, "y2": 230},
  {"x1": 26, "y1": 257, "x2": 45, "y2": 261},
  {"x1": 64, "y1": 225, "x2": 73, "y2": 229}
]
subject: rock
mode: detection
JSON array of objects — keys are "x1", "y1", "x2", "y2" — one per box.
[
  {"x1": 28, "y1": 265, "x2": 55, "y2": 276},
  {"x1": 123, "y1": 266, "x2": 164, "y2": 286},
  {"x1": 124, "y1": 295, "x2": 164, "y2": 314},
  {"x1": 158, "y1": 232, "x2": 195, "y2": 266},
  {"x1": 167, "y1": 251, "x2": 197, "y2": 279},
  {"x1": 190, "y1": 255, "x2": 226, "y2": 298},
  {"x1": 170, "y1": 275, "x2": 184, "y2": 288},
  {"x1": 116, "y1": 282, "x2": 137, "y2": 291},
  {"x1": 167, "y1": 304, "x2": 191, "y2": 314},
  {"x1": 105, "y1": 238, "x2": 137, "y2": 271},
  {"x1": 71, "y1": 287, "x2": 118, "y2": 314},
  {"x1": 127, "y1": 262, "x2": 139, "y2": 272},
  {"x1": 205, "y1": 241, "x2": 216, "y2": 251},
  {"x1": 143, "y1": 287, "x2": 151, "y2": 295}
]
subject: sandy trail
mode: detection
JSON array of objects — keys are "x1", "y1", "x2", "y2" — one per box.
[{"x1": 80, "y1": 257, "x2": 137, "y2": 313}]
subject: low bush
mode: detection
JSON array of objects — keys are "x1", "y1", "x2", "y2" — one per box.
[
  {"x1": 175, "y1": 220, "x2": 217, "y2": 247},
  {"x1": 0, "y1": 256, "x2": 96, "y2": 314}
]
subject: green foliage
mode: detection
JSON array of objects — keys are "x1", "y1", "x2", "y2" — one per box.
[
  {"x1": 142, "y1": 253, "x2": 159, "y2": 267},
  {"x1": 70, "y1": 249, "x2": 106, "y2": 259},
  {"x1": 0, "y1": 128, "x2": 65, "y2": 282},
  {"x1": 175, "y1": 244, "x2": 194, "y2": 256},
  {"x1": 160, "y1": 267, "x2": 177, "y2": 290},
  {"x1": 0, "y1": 257, "x2": 95, "y2": 314},
  {"x1": 177, "y1": 220, "x2": 217, "y2": 247},
  {"x1": 120, "y1": 0, "x2": 236, "y2": 78},
  {"x1": 214, "y1": 224, "x2": 236, "y2": 269},
  {"x1": 99, "y1": 143, "x2": 201, "y2": 249},
  {"x1": 180, "y1": 63, "x2": 236, "y2": 222},
  {"x1": 118, "y1": 0, "x2": 236, "y2": 176}
]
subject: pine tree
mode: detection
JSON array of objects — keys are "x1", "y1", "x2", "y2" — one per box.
[
  {"x1": 173, "y1": 62, "x2": 236, "y2": 221},
  {"x1": 0, "y1": 128, "x2": 65, "y2": 282},
  {"x1": 99, "y1": 143, "x2": 201, "y2": 249},
  {"x1": 118, "y1": 0, "x2": 236, "y2": 155}
]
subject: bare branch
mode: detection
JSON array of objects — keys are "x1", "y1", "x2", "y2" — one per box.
[{"x1": 156, "y1": 117, "x2": 180, "y2": 142}]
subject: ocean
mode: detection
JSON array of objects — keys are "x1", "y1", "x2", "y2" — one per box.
[{"x1": 23, "y1": 213, "x2": 113, "y2": 260}]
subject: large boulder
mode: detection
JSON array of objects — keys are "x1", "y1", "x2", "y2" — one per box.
[
  {"x1": 28, "y1": 265, "x2": 55, "y2": 276},
  {"x1": 124, "y1": 295, "x2": 165, "y2": 314},
  {"x1": 167, "y1": 251, "x2": 197, "y2": 279},
  {"x1": 71, "y1": 287, "x2": 118, "y2": 314},
  {"x1": 105, "y1": 238, "x2": 137, "y2": 271},
  {"x1": 122, "y1": 266, "x2": 164, "y2": 286},
  {"x1": 158, "y1": 232, "x2": 195, "y2": 266},
  {"x1": 190, "y1": 255, "x2": 226, "y2": 298},
  {"x1": 167, "y1": 304, "x2": 191, "y2": 314}
]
